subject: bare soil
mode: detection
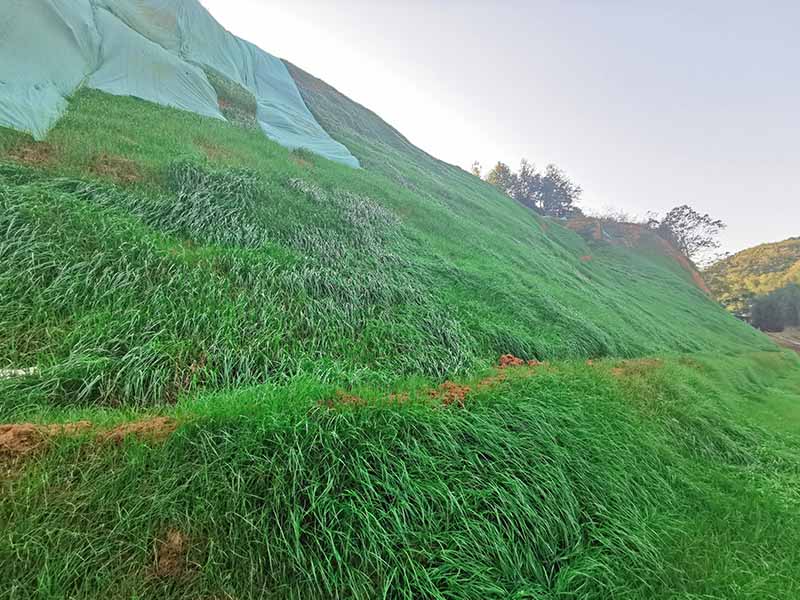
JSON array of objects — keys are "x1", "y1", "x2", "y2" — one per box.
[
  {"x1": 154, "y1": 529, "x2": 190, "y2": 578},
  {"x1": 103, "y1": 417, "x2": 179, "y2": 445},
  {"x1": 7, "y1": 141, "x2": 57, "y2": 167},
  {"x1": 89, "y1": 152, "x2": 143, "y2": 184}
]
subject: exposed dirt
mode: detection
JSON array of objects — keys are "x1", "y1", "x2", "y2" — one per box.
[
  {"x1": 476, "y1": 371, "x2": 508, "y2": 391},
  {"x1": 429, "y1": 381, "x2": 472, "y2": 407},
  {"x1": 580, "y1": 255, "x2": 593, "y2": 263},
  {"x1": 499, "y1": 354, "x2": 542, "y2": 368},
  {"x1": 195, "y1": 139, "x2": 232, "y2": 162},
  {"x1": 2, "y1": 416, "x2": 179, "y2": 464},
  {"x1": 611, "y1": 358, "x2": 664, "y2": 378},
  {"x1": 768, "y1": 328, "x2": 800, "y2": 354},
  {"x1": 1, "y1": 424, "x2": 48, "y2": 462},
  {"x1": 291, "y1": 154, "x2": 313, "y2": 169},
  {"x1": 388, "y1": 392, "x2": 410, "y2": 404},
  {"x1": 322, "y1": 354, "x2": 549, "y2": 410},
  {"x1": 89, "y1": 152, "x2": 143, "y2": 184},
  {"x1": 154, "y1": 529, "x2": 190, "y2": 578},
  {"x1": 1, "y1": 421, "x2": 92, "y2": 462},
  {"x1": 566, "y1": 216, "x2": 712, "y2": 296},
  {"x1": 499, "y1": 354, "x2": 525, "y2": 368},
  {"x1": 103, "y1": 417, "x2": 179, "y2": 445},
  {"x1": 653, "y1": 236, "x2": 713, "y2": 296},
  {"x1": 7, "y1": 141, "x2": 57, "y2": 166}
]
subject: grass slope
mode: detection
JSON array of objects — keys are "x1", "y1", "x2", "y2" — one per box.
[
  {"x1": 0, "y1": 77, "x2": 797, "y2": 599},
  {"x1": 0, "y1": 89, "x2": 767, "y2": 416},
  {"x1": 2, "y1": 353, "x2": 799, "y2": 599}
]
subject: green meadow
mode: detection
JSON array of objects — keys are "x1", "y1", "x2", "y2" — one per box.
[{"x1": 1, "y1": 75, "x2": 798, "y2": 598}]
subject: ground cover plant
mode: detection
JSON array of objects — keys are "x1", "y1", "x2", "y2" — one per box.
[
  {"x1": 0, "y1": 89, "x2": 768, "y2": 417},
  {"x1": 0, "y1": 80, "x2": 798, "y2": 599},
  {"x1": 2, "y1": 352, "x2": 799, "y2": 599}
]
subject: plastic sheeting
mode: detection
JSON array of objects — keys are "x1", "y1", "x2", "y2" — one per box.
[
  {"x1": 0, "y1": 0, "x2": 100, "y2": 140},
  {"x1": 0, "y1": 0, "x2": 359, "y2": 167},
  {"x1": 89, "y1": 8, "x2": 223, "y2": 121}
]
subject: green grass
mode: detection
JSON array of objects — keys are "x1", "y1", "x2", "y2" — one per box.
[
  {"x1": 0, "y1": 78, "x2": 797, "y2": 599},
  {"x1": 2, "y1": 352, "x2": 799, "y2": 598},
  {"x1": 0, "y1": 88, "x2": 769, "y2": 417}
]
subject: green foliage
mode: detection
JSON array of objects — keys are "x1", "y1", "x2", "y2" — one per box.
[
  {"x1": 648, "y1": 205, "x2": 725, "y2": 264},
  {"x1": 0, "y1": 66, "x2": 796, "y2": 600},
  {"x1": 203, "y1": 68, "x2": 259, "y2": 130},
  {"x1": 705, "y1": 237, "x2": 800, "y2": 314},
  {"x1": 2, "y1": 353, "x2": 799, "y2": 599},
  {"x1": 0, "y1": 89, "x2": 766, "y2": 416},
  {"x1": 751, "y1": 283, "x2": 800, "y2": 332},
  {"x1": 484, "y1": 159, "x2": 583, "y2": 218}
]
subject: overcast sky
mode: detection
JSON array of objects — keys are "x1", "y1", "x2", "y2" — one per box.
[{"x1": 199, "y1": 0, "x2": 798, "y2": 254}]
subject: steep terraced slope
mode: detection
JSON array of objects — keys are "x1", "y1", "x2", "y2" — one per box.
[
  {"x1": 0, "y1": 33, "x2": 798, "y2": 600},
  {"x1": 0, "y1": 86, "x2": 769, "y2": 414}
]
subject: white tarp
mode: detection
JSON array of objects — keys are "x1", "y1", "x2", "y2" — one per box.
[
  {"x1": 89, "y1": 8, "x2": 224, "y2": 121},
  {"x1": 0, "y1": 0, "x2": 359, "y2": 167},
  {"x1": 0, "y1": 0, "x2": 100, "y2": 140}
]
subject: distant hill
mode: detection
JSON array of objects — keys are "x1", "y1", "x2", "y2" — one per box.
[{"x1": 704, "y1": 237, "x2": 800, "y2": 314}]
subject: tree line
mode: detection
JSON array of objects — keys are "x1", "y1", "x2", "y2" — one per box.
[
  {"x1": 473, "y1": 160, "x2": 584, "y2": 219},
  {"x1": 472, "y1": 159, "x2": 725, "y2": 265},
  {"x1": 751, "y1": 283, "x2": 800, "y2": 332},
  {"x1": 469, "y1": 159, "x2": 800, "y2": 335}
]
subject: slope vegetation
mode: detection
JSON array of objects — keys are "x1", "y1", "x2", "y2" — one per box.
[
  {"x1": 0, "y1": 87, "x2": 767, "y2": 415},
  {"x1": 0, "y1": 62, "x2": 798, "y2": 599},
  {"x1": 705, "y1": 237, "x2": 800, "y2": 313}
]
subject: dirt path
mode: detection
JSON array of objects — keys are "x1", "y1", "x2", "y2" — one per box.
[{"x1": 768, "y1": 328, "x2": 800, "y2": 354}]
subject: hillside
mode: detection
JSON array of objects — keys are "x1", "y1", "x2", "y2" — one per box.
[
  {"x1": 705, "y1": 237, "x2": 800, "y2": 314},
  {"x1": 1, "y1": 3, "x2": 800, "y2": 599}
]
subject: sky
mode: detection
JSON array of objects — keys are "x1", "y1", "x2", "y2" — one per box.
[{"x1": 199, "y1": 0, "x2": 798, "y2": 255}]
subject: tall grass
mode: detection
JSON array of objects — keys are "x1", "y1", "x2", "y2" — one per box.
[
  {"x1": 2, "y1": 353, "x2": 799, "y2": 599},
  {"x1": 0, "y1": 81, "x2": 796, "y2": 599},
  {"x1": 0, "y1": 88, "x2": 770, "y2": 415}
]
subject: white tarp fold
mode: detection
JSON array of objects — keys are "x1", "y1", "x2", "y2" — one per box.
[
  {"x1": 89, "y1": 8, "x2": 224, "y2": 121},
  {"x1": 0, "y1": 0, "x2": 359, "y2": 167}
]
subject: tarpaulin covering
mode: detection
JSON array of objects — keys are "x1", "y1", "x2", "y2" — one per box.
[
  {"x1": 0, "y1": 0, "x2": 359, "y2": 167},
  {"x1": 0, "y1": 0, "x2": 100, "y2": 140},
  {"x1": 89, "y1": 8, "x2": 223, "y2": 121}
]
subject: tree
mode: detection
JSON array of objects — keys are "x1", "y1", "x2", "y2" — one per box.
[
  {"x1": 470, "y1": 161, "x2": 482, "y2": 178},
  {"x1": 485, "y1": 159, "x2": 582, "y2": 218},
  {"x1": 485, "y1": 161, "x2": 516, "y2": 195},
  {"x1": 751, "y1": 283, "x2": 800, "y2": 332},
  {"x1": 648, "y1": 205, "x2": 725, "y2": 264},
  {"x1": 538, "y1": 164, "x2": 583, "y2": 219},
  {"x1": 509, "y1": 159, "x2": 540, "y2": 210}
]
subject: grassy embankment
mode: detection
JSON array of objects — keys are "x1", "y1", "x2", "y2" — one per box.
[{"x1": 0, "y1": 74, "x2": 797, "y2": 598}]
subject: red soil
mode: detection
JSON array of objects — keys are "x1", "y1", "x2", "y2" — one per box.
[
  {"x1": 429, "y1": 381, "x2": 472, "y2": 407},
  {"x1": 7, "y1": 141, "x2": 57, "y2": 167},
  {"x1": 1, "y1": 421, "x2": 92, "y2": 462},
  {"x1": 103, "y1": 417, "x2": 179, "y2": 445}
]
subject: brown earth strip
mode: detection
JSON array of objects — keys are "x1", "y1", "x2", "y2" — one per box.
[
  {"x1": 89, "y1": 152, "x2": 143, "y2": 184},
  {"x1": 1, "y1": 417, "x2": 179, "y2": 464}
]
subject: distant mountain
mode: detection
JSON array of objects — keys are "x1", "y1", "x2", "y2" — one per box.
[{"x1": 704, "y1": 237, "x2": 800, "y2": 314}]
